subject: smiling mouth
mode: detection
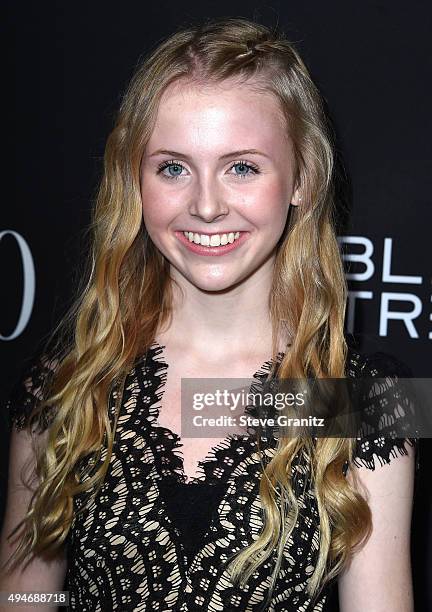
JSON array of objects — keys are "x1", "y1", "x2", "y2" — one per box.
[
  {"x1": 174, "y1": 230, "x2": 250, "y2": 256},
  {"x1": 181, "y1": 230, "x2": 242, "y2": 247}
]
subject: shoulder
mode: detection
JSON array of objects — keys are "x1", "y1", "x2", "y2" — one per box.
[
  {"x1": 5, "y1": 348, "x2": 60, "y2": 434},
  {"x1": 343, "y1": 337, "x2": 420, "y2": 475},
  {"x1": 343, "y1": 333, "x2": 412, "y2": 377}
]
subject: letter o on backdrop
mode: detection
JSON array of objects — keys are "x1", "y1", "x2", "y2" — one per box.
[{"x1": 0, "y1": 230, "x2": 35, "y2": 340}]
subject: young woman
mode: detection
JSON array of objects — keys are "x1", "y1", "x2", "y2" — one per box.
[{"x1": 0, "y1": 17, "x2": 419, "y2": 612}]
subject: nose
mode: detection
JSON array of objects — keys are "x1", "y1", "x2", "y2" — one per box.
[{"x1": 188, "y1": 173, "x2": 229, "y2": 223}]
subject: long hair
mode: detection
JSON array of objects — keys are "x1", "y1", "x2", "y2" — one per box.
[{"x1": 3, "y1": 17, "x2": 371, "y2": 602}]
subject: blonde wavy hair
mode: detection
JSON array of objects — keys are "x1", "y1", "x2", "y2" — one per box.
[{"x1": 3, "y1": 17, "x2": 371, "y2": 604}]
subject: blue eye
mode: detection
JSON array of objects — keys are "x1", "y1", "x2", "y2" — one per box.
[
  {"x1": 157, "y1": 159, "x2": 260, "y2": 181},
  {"x1": 231, "y1": 161, "x2": 259, "y2": 178},
  {"x1": 157, "y1": 160, "x2": 186, "y2": 180}
]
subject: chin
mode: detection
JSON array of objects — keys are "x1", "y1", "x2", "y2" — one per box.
[{"x1": 183, "y1": 270, "x2": 251, "y2": 293}]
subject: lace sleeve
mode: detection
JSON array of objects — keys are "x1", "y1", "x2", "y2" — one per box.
[
  {"x1": 6, "y1": 350, "x2": 59, "y2": 434},
  {"x1": 347, "y1": 350, "x2": 420, "y2": 473}
]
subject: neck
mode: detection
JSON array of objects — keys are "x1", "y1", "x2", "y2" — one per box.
[{"x1": 156, "y1": 266, "x2": 291, "y2": 361}]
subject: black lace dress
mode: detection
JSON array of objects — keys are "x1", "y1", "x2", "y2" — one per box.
[{"x1": 5, "y1": 342, "x2": 420, "y2": 611}]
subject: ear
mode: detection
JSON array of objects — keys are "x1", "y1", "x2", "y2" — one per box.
[{"x1": 290, "y1": 185, "x2": 302, "y2": 207}]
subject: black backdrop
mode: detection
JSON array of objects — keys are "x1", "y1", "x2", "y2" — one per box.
[{"x1": 1, "y1": 2, "x2": 431, "y2": 609}]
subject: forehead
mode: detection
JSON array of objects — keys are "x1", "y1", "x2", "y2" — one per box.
[{"x1": 146, "y1": 78, "x2": 290, "y2": 154}]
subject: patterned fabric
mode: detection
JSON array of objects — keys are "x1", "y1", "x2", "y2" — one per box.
[{"x1": 6, "y1": 342, "x2": 420, "y2": 611}]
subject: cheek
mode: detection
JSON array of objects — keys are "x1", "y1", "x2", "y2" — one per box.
[
  {"x1": 140, "y1": 179, "x2": 176, "y2": 229},
  {"x1": 142, "y1": 198, "x2": 161, "y2": 227},
  {"x1": 245, "y1": 181, "x2": 289, "y2": 225}
]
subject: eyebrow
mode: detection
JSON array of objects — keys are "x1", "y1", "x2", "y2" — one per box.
[{"x1": 147, "y1": 148, "x2": 271, "y2": 160}]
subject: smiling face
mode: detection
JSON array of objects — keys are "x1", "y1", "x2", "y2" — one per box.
[{"x1": 140, "y1": 77, "x2": 300, "y2": 293}]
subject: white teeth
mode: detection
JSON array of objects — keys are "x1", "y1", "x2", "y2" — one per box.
[{"x1": 182, "y1": 231, "x2": 242, "y2": 246}]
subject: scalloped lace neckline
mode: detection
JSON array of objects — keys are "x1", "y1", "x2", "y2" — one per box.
[{"x1": 141, "y1": 339, "x2": 286, "y2": 484}]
